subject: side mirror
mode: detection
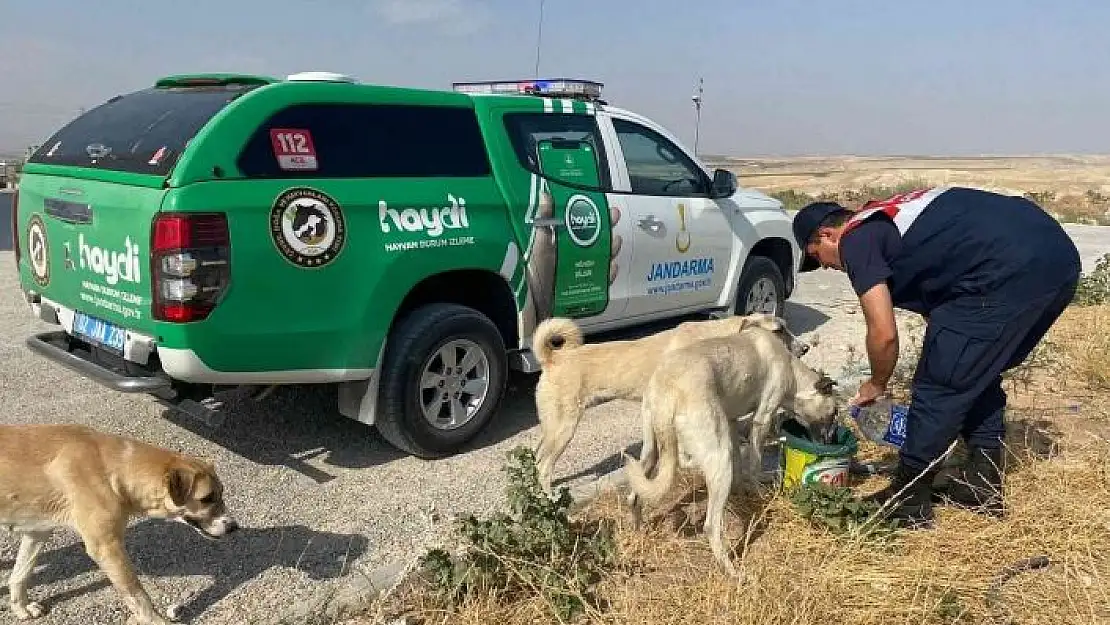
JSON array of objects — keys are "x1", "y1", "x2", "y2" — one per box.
[{"x1": 709, "y1": 168, "x2": 737, "y2": 199}]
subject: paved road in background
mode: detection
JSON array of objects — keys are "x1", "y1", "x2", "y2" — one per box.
[{"x1": 0, "y1": 222, "x2": 1107, "y2": 624}]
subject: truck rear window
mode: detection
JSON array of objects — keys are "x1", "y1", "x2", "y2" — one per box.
[
  {"x1": 28, "y1": 85, "x2": 256, "y2": 176},
  {"x1": 236, "y1": 102, "x2": 492, "y2": 179}
]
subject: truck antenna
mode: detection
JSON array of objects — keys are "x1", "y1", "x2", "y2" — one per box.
[
  {"x1": 692, "y1": 77, "x2": 704, "y2": 156},
  {"x1": 534, "y1": 0, "x2": 546, "y2": 78}
]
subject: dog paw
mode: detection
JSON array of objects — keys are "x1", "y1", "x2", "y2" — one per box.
[{"x1": 11, "y1": 601, "x2": 47, "y2": 620}]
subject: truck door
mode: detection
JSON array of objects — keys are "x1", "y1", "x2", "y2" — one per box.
[
  {"x1": 602, "y1": 114, "x2": 735, "y2": 318},
  {"x1": 533, "y1": 138, "x2": 613, "y2": 319}
]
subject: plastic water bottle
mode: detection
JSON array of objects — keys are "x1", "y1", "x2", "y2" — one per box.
[
  {"x1": 848, "y1": 397, "x2": 908, "y2": 449},
  {"x1": 759, "y1": 439, "x2": 785, "y2": 485}
]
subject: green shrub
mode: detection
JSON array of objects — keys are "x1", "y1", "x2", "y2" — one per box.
[
  {"x1": 770, "y1": 189, "x2": 817, "y2": 212},
  {"x1": 1073, "y1": 253, "x2": 1110, "y2": 306},
  {"x1": 418, "y1": 447, "x2": 620, "y2": 622},
  {"x1": 788, "y1": 481, "x2": 900, "y2": 544},
  {"x1": 1024, "y1": 190, "x2": 1057, "y2": 206},
  {"x1": 772, "y1": 181, "x2": 935, "y2": 213}
]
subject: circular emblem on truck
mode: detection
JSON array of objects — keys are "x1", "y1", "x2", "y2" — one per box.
[
  {"x1": 26, "y1": 214, "x2": 50, "y2": 287},
  {"x1": 270, "y1": 187, "x2": 346, "y2": 268},
  {"x1": 564, "y1": 194, "x2": 601, "y2": 247}
]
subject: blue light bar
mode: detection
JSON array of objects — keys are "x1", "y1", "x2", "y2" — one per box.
[{"x1": 452, "y1": 78, "x2": 604, "y2": 101}]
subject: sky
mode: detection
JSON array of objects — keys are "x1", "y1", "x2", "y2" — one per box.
[{"x1": 1, "y1": 0, "x2": 1108, "y2": 157}]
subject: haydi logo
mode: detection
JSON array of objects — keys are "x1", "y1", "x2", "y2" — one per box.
[
  {"x1": 564, "y1": 195, "x2": 601, "y2": 247},
  {"x1": 379, "y1": 194, "x2": 470, "y2": 238},
  {"x1": 78, "y1": 233, "x2": 141, "y2": 285},
  {"x1": 568, "y1": 209, "x2": 596, "y2": 228}
]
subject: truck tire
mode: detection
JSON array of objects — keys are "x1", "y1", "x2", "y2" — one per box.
[
  {"x1": 735, "y1": 255, "x2": 787, "y2": 317},
  {"x1": 375, "y1": 303, "x2": 508, "y2": 459}
]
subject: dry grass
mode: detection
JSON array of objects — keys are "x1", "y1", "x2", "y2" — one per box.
[
  {"x1": 764, "y1": 184, "x2": 1110, "y2": 226},
  {"x1": 1043, "y1": 304, "x2": 1110, "y2": 394},
  {"x1": 351, "y1": 305, "x2": 1110, "y2": 625},
  {"x1": 706, "y1": 154, "x2": 1110, "y2": 198},
  {"x1": 702, "y1": 154, "x2": 1110, "y2": 225}
]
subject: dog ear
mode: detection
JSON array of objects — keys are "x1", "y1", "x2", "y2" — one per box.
[
  {"x1": 759, "y1": 314, "x2": 788, "y2": 334},
  {"x1": 733, "y1": 316, "x2": 754, "y2": 333},
  {"x1": 166, "y1": 466, "x2": 196, "y2": 507},
  {"x1": 748, "y1": 313, "x2": 784, "y2": 333},
  {"x1": 814, "y1": 372, "x2": 837, "y2": 395}
]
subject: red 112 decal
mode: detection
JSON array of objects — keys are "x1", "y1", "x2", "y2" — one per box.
[{"x1": 270, "y1": 128, "x2": 319, "y2": 171}]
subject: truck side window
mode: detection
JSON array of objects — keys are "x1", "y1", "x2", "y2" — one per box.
[
  {"x1": 611, "y1": 118, "x2": 708, "y2": 198},
  {"x1": 502, "y1": 113, "x2": 612, "y2": 191},
  {"x1": 237, "y1": 103, "x2": 492, "y2": 178}
]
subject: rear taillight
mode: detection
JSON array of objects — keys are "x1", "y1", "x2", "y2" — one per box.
[
  {"x1": 11, "y1": 190, "x2": 20, "y2": 265},
  {"x1": 151, "y1": 212, "x2": 230, "y2": 323}
]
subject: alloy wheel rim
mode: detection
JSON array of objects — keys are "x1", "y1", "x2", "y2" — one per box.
[
  {"x1": 418, "y1": 339, "x2": 491, "y2": 431},
  {"x1": 744, "y1": 277, "x2": 779, "y2": 315}
]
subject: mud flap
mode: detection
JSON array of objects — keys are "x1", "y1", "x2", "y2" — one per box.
[{"x1": 336, "y1": 341, "x2": 387, "y2": 425}]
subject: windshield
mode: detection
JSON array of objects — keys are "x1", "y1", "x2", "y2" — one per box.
[{"x1": 28, "y1": 84, "x2": 257, "y2": 176}]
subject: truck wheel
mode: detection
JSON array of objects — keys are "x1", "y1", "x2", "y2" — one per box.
[
  {"x1": 735, "y1": 256, "x2": 786, "y2": 317},
  {"x1": 375, "y1": 303, "x2": 508, "y2": 459}
]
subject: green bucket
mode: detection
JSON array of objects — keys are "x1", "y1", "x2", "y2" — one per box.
[{"x1": 780, "y1": 418, "x2": 859, "y2": 490}]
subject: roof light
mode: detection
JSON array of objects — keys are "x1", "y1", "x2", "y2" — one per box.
[
  {"x1": 285, "y1": 71, "x2": 357, "y2": 83},
  {"x1": 452, "y1": 78, "x2": 605, "y2": 102}
]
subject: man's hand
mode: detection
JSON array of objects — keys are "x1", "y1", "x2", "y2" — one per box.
[
  {"x1": 857, "y1": 281, "x2": 899, "y2": 393},
  {"x1": 851, "y1": 378, "x2": 887, "y2": 407}
]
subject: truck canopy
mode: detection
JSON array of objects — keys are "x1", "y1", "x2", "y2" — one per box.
[{"x1": 27, "y1": 77, "x2": 268, "y2": 178}]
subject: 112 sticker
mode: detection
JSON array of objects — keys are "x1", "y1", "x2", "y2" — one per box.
[{"x1": 270, "y1": 128, "x2": 319, "y2": 171}]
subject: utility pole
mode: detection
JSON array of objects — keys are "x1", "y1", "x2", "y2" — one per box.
[
  {"x1": 533, "y1": 0, "x2": 546, "y2": 78},
  {"x1": 692, "y1": 77, "x2": 704, "y2": 156}
]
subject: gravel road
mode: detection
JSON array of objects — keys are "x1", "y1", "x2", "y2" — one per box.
[{"x1": 1, "y1": 223, "x2": 1107, "y2": 625}]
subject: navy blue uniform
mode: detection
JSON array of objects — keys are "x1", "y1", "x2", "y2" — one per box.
[{"x1": 840, "y1": 187, "x2": 1081, "y2": 471}]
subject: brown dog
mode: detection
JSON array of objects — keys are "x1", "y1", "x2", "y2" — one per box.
[
  {"x1": 531, "y1": 313, "x2": 810, "y2": 491},
  {"x1": 0, "y1": 424, "x2": 238, "y2": 624}
]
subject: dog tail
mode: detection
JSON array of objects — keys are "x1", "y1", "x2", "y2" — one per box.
[
  {"x1": 531, "y1": 317, "x2": 585, "y2": 368},
  {"x1": 623, "y1": 392, "x2": 679, "y2": 509}
]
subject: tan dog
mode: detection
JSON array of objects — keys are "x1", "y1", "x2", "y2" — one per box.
[
  {"x1": 0, "y1": 424, "x2": 238, "y2": 624},
  {"x1": 531, "y1": 313, "x2": 810, "y2": 491},
  {"x1": 622, "y1": 323, "x2": 839, "y2": 577}
]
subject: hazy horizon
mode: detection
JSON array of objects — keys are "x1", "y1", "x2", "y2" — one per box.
[{"x1": 2, "y1": 1, "x2": 1108, "y2": 158}]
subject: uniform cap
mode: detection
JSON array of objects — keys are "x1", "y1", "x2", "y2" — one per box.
[{"x1": 792, "y1": 201, "x2": 846, "y2": 272}]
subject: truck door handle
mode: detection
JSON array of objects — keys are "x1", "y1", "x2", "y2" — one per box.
[
  {"x1": 532, "y1": 216, "x2": 564, "y2": 229},
  {"x1": 638, "y1": 215, "x2": 664, "y2": 233}
]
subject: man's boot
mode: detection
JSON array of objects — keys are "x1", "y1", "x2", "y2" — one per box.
[
  {"x1": 935, "y1": 446, "x2": 1005, "y2": 518},
  {"x1": 863, "y1": 461, "x2": 939, "y2": 529}
]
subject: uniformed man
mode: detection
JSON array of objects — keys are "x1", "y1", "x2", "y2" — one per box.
[{"x1": 792, "y1": 186, "x2": 1081, "y2": 527}]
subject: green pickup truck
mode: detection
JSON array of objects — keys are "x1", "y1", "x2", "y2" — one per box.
[{"x1": 13, "y1": 72, "x2": 801, "y2": 458}]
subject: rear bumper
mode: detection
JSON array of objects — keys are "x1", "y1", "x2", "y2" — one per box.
[
  {"x1": 26, "y1": 330, "x2": 175, "y2": 396},
  {"x1": 26, "y1": 295, "x2": 374, "y2": 388}
]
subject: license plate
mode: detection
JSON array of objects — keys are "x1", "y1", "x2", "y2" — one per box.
[{"x1": 72, "y1": 311, "x2": 127, "y2": 354}]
